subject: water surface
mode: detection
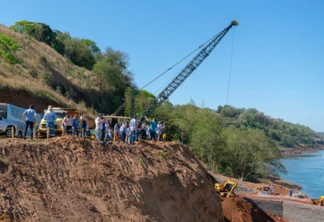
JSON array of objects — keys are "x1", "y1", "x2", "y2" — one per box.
[{"x1": 279, "y1": 150, "x2": 324, "y2": 199}]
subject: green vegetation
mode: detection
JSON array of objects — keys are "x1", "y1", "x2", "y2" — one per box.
[
  {"x1": 217, "y1": 105, "x2": 318, "y2": 148},
  {"x1": 0, "y1": 34, "x2": 21, "y2": 64},
  {"x1": 6, "y1": 20, "x2": 135, "y2": 114},
  {"x1": 3, "y1": 20, "x2": 324, "y2": 182},
  {"x1": 146, "y1": 103, "x2": 321, "y2": 181}
]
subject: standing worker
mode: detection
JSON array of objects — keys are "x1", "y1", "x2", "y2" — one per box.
[
  {"x1": 43, "y1": 105, "x2": 57, "y2": 138},
  {"x1": 129, "y1": 116, "x2": 138, "y2": 144},
  {"x1": 95, "y1": 113, "x2": 104, "y2": 141},
  {"x1": 72, "y1": 115, "x2": 79, "y2": 136},
  {"x1": 22, "y1": 104, "x2": 36, "y2": 140},
  {"x1": 145, "y1": 116, "x2": 157, "y2": 141},
  {"x1": 80, "y1": 114, "x2": 88, "y2": 138}
]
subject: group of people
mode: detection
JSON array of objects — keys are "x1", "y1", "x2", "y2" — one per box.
[
  {"x1": 95, "y1": 114, "x2": 165, "y2": 143},
  {"x1": 22, "y1": 104, "x2": 89, "y2": 139},
  {"x1": 22, "y1": 104, "x2": 58, "y2": 139},
  {"x1": 62, "y1": 113, "x2": 89, "y2": 137},
  {"x1": 22, "y1": 104, "x2": 166, "y2": 142}
]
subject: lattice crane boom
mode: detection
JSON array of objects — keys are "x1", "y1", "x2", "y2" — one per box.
[{"x1": 139, "y1": 20, "x2": 238, "y2": 122}]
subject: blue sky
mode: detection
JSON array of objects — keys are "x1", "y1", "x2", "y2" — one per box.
[{"x1": 2, "y1": 0, "x2": 324, "y2": 131}]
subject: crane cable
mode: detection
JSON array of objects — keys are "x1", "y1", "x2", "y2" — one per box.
[
  {"x1": 141, "y1": 30, "x2": 224, "y2": 93},
  {"x1": 226, "y1": 27, "x2": 236, "y2": 105},
  {"x1": 113, "y1": 33, "x2": 219, "y2": 115}
]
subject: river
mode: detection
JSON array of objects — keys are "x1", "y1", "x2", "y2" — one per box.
[{"x1": 279, "y1": 150, "x2": 324, "y2": 199}]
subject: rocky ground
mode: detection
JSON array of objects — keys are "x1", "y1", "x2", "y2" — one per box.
[{"x1": 0, "y1": 136, "x2": 297, "y2": 221}]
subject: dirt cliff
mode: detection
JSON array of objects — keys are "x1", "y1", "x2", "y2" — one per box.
[{"x1": 0, "y1": 137, "x2": 225, "y2": 221}]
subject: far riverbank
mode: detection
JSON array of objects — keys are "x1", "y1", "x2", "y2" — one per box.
[{"x1": 280, "y1": 145, "x2": 324, "y2": 157}]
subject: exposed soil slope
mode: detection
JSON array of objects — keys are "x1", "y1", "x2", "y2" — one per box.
[
  {"x1": 0, "y1": 137, "x2": 292, "y2": 222},
  {"x1": 0, "y1": 138, "x2": 224, "y2": 221},
  {"x1": 0, "y1": 89, "x2": 59, "y2": 114}
]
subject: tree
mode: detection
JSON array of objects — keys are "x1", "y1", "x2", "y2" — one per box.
[
  {"x1": 124, "y1": 89, "x2": 156, "y2": 117},
  {"x1": 11, "y1": 21, "x2": 55, "y2": 45},
  {"x1": 223, "y1": 127, "x2": 284, "y2": 180},
  {"x1": 216, "y1": 105, "x2": 223, "y2": 113},
  {"x1": 63, "y1": 38, "x2": 96, "y2": 70},
  {"x1": 0, "y1": 34, "x2": 21, "y2": 64},
  {"x1": 220, "y1": 105, "x2": 242, "y2": 118},
  {"x1": 81, "y1": 39, "x2": 101, "y2": 57},
  {"x1": 10, "y1": 20, "x2": 36, "y2": 34},
  {"x1": 169, "y1": 104, "x2": 200, "y2": 143},
  {"x1": 50, "y1": 30, "x2": 69, "y2": 55},
  {"x1": 190, "y1": 109, "x2": 226, "y2": 171},
  {"x1": 93, "y1": 48, "x2": 134, "y2": 112}
]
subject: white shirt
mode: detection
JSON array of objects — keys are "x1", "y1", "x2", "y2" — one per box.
[
  {"x1": 130, "y1": 118, "x2": 137, "y2": 132},
  {"x1": 95, "y1": 117, "x2": 103, "y2": 130}
]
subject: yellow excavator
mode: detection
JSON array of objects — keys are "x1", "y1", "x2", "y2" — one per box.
[
  {"x1": 311, "y1": 196, "x2": 324, "y2": 206},
  {"x1": 214, "y1": 179, "x2": 238, "y2": 197}
]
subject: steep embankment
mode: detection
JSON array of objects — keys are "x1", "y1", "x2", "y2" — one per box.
[
  {"x1": 0, "y1": 25, "x2": 99, "y2": 115},
  {"x1": 0, "y1": 137, "x2": 224, "y2": 221}
]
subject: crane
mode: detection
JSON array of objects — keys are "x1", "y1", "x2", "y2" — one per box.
[{"x1": 139, "y1": 20, "x2": 239, "y2": 122}]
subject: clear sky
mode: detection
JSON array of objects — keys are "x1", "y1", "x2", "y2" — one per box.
[{"x1": 2, "y1": 0, "x2": 324, "y2": 131}]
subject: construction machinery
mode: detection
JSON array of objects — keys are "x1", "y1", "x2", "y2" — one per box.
[
  {"x1": 39, "y1": 107, "x2": 82, "y2": 137},
  {"x1": 139, "y1": 20, "x2": 238, "y2": 122},
  {"x1": 102, "y1": 115, "x2": 130, "y2": 127},
  {"x1": 110, "y1": 20, "x2": 238, "y2": 120},
  {"x1": 214, "y1": 179, "x2": 238, "y2": 197},
  {"x1": 311, "y1": 196, "x2": 324, "y2": 206}
]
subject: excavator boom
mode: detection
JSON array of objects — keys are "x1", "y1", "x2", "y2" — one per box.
[
  {"x1": 139, "y1": 20, "x2": 238, "y2": 122},
  {"x1": 214, "y1": 179, "x2": 238, "y2": 197}
]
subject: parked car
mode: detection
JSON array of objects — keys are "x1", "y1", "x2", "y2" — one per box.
[{"x1": 0, "y1": 115, "x2": 18, "y2": 137}]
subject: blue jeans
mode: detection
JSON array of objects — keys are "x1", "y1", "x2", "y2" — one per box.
[
  {"x1": 130, "y1": 130, "x2": 136, "y2": 143},
  {"x1": 73, "y1": 125, "x2": 79, "y2": 136},
  {"x1": 121, "y1": 132, "x2": 126, "y2": 142},
  {"x1": 150, "y1": 130, "x2": 156, "y2": 140},
  {"x1": 25, "y1": 121, "x2": 34, "y2": 139},
  {"x1": 96, "y1": 129, "x2": 102, "y2": 141},
  {"x1": 81, "y1": 127, "x2": 88, "y2": 138},
  {"x1": 46, "y1": 122, "x2": 55, "y2": 137}
]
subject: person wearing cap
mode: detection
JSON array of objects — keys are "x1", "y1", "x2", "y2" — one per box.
[
  {"x1": 43, "y1": 105, "x2": 57, "y2": 137},
  {"x1": 22, "y1": 104, "x2": 36, "y2": 140}
]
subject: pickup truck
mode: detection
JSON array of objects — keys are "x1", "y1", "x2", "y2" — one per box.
[{"x1": 0, "y1": 116, "x2": 18, "y2": 137}]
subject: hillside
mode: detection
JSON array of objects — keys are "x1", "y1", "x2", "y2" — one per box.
[
  {"x1": 217, "y1": 105, "x2": 324, "y2": 150},
  {"x1": 0, "y1": 137, "x2": 291, "y2": 222},
  {"x1": 0, "y1": 24, "x2": 114, "y2": 116}
]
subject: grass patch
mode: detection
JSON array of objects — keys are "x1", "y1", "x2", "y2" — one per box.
[
  {"x1": 159, "y1": 151, "x2": 171, "y2": 159},
  {"x1": 0, "y1": 157, "x2": 10, "y2": 166}
]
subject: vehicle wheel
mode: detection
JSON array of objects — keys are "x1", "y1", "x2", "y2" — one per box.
[{"x1": 6, "y1": 127, "x2": 15, "y2": 138}]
